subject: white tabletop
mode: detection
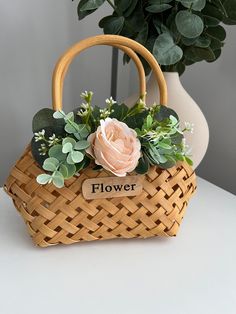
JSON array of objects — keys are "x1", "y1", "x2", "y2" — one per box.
[{"x1": 0, "y1": 177, "x2": 236, "y2": 314}]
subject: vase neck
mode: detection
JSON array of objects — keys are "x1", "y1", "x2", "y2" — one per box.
[{"x1": 148, "y1": 71, "x2": 182, "y2": 90}]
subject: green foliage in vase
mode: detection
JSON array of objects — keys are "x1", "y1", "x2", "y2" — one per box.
[{"x1": 73, "y1": 0, "x2": 236, "y2": 75}]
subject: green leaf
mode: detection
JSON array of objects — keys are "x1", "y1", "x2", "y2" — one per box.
[
  {"x1": 206, "y1": 25, "x2": 226, "y2": 42},
  {"x1": 181, "y1": 36, "x2": 198, "y2": 46},
  {"x1": 222, "y1": 0, "x2": 236, "y2": 22},
  {"x1": 185, "y1": 46, "x2": 216, "y2": 62},
  {"x1": 59, "y1": 164, "x2": 68, "y2": 178},
  {"x1": 135, "y1": 22, "x2": 148, "y2": 45},
  {"x1": 114, "y1": 0, "x2": 132, "y2": 13},
  {"x1": 80, "y1": 0, "x2": 105, "y2": 11},
  {"x1": 185, "y1": 156, "x2": 193, "y2": 166},
  {"x1": 99, "y1": 16, "x2": 125, "y2": 34},
  {"x1": 175, "y1": 11, "x2": 204, "y2": 38},
  {"x1": 49, "y1": 145, "x2": 66, "y2": 162},
  {"x1": 158, "y1": 142, "x2": 172, "y2": 150},
  {"x1": 36, "y1": 174, "x2": 52, "y2": 185},
  {"x1": 65, "y1": 123, "x2": 77, "y2": 134},
  {"x1": 146, "y1": 4, "x2": 172, "y2": 13},
  {"x1": 146, "y1": 115, "x2": 153, "y2": 129},
  {"x1": 110, "y1": 103, "x2": 129, "y2": 120},
  {"x1": 152, "y1": 17, "x2": 170, "y2": 34},
  {"x1": 32, "y1": 108, "x2": 64, "y2": 133},
  {"x1": 123, "y1": 0, "x2": 138, "y2": 17},
  {"x1": 177, "y1": 0, "x2": 206, "y2": 11},
  {"x1": 71, "y1": 150, "x2": 84, "y2": 163},
  {"x1": 158, "y1": 160, "x2": 176, "y2": 169},
  {"x1": 64, "y1": 112, "x2": 74, "y2": 122},
  {"x1": 76, "y1": 155, "x2": 91, "y2": 172},
  {"x1": 62, "y1": 142, "x2": 73, "y2": 154},
  {"x1": 65, "y1": 163, "x2": 77, "y2": 178},
  {"x1": 202, "y1": 3, "x2": 223, "y2": 22},
  {"x1": 195, "y1": 36, "x2": 211, "y2": 48},
  {"x1": 53, "y1": 111, "x2": 65, "y2": 119},
  {"x1": 62, "y1": 137, "x2": 76, "y2": 147},
  {"x1": 74, "y1": 140, "x2": 90, "y2": 150},
  {"x1": 43, "y1": 157, "x2": 59, "y2": 172},
  {"x1": 52, "y1": 171, "x2": 64, "y2": 188},
  {"x1": 153, "y1": 32, "x2": 183, "y2": 66},
  {"x1": 135, "y1": 156, "x2": 149, "y2": 174},
  {"x1": 77, "y1": 0, "x2": 96, "y2": 20},
  {"x1": 207, "y1": 49, "x2": 221, "y2": 62},
  {"x1": 155, "y1": 105, "x2": 179, "y2": 122}
]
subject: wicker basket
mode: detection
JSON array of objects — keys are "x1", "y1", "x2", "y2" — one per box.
[{"x1": 4, "y1": 35, "x2": 197, "y2": 247}]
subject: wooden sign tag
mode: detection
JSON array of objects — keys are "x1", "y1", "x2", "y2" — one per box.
[{"x1": 82, "y1": 175, "x2": 143, "y2": 200}]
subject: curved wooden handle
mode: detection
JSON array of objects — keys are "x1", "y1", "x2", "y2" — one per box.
[
  {"x1": 59, "y1": 44, "x2": 146, "y2": 109},
  {"x1": 52, "y1": 35, "x2": 168, "y2": 110}
]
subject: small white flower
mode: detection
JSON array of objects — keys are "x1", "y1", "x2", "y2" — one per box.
[
  {"x1": 184, "y1": 122, "x2": 194, "y2": 133},
  {"x1": 34, "y1": 129, "x2": 46, "y2": 141},
  {"x1": 77, "y1": 109, "x2": 88, "y2": 117},
  {"x1": 105, "y1": 96, "x2": 116, "y2": 106},
  {"x1": 49, "y1": 134, "x2": 56, "y2": 141},
  {"x1": 80, "y1": 102, "x2": 89, "y2": 110},
  {"x1": 137, "y1": 98, "x2": 147, "y2": 110},
  {"x1": 81, "y1": 90, "x2": 93, "y2": 101},
  {"x1": 81, "y1": 91, "x2": 88, "y2": 98}
]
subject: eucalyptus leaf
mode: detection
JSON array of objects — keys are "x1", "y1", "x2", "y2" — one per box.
[
  {"x1": 146, "y1": 4, "x2": 172, "y2": 13},
  {"x1": 52, "y1": 171, "x2": 65, "y2": 188},
  {"x1": 177, "y1": 0, "x2": 206, "y2": 11},
  {"x1": 110, "y1": 103, "x2": 129, "y2": 120},
  {"x1": 62, "y1": 142, "x2": 73, "y2": 154},
  {"x1": 206, "y1": 25, "x2": 226, "y2": 41},
  {"x1": 74, "y1": 140, "x2": 90, "y2": 150},
  {"x1": 49, "y1": 145, "x2": 66, "y2": 161},
  {"x1": 153, "y1": 32, "x2": 183, "y2": 66},
  {"x1": 155, "y1": 105, "x2": 179, "y2": 122},
  {"x1": 43, "y1": 157, "x2": 59, "y2": 172},
  {"x1": 185, "y1": 46, "x2": 215, "y2": 62},
  {"x1": 36, "y1": 174, "x2": 52, "y2": 185},
  {"x1": 195, "y1": 36, "x2": 211, "y2": 48},
  {"x1": 222, "y1": 0, "x2": 236, "y2": 22},
  {"x1": 32, "y1": 108, "x2": 64, "y2": 133},
  {"x1": 59, "y1": 164, "x2": 69, "y2": 178},
  {"x1": 135, "y1": 156, "x2": 149, "y2": 174},
  {"x1": 62, "y1": 137, "x2": 77, "y2": 147},
  {"x1": 64, "y1": 163, "x2": 77, "y2": 178},
  {"x1": 175, "y1": 11, "x2": 204, "y2": 38},
  {"x1": 77, "y1": 0, "x2": 96, "y2": 20},
  {"x1": 80, "y1": 0, "x2": 105, "y2": 11},
  {"x1": 53, "y1": 111, "x2": 65, "y2": 119},
  {"x1": 71, "y1": 150, "x2": 84, "y2": 163},
  {"x1": 123, "y1": 0, "x2": 138, "y2": 17},
  {"x1": 64, "y1": 123, "x2": 77, "y2": 134},
  {"x1": 99, "y1": 16, "x2": 125, "y2": 34}
]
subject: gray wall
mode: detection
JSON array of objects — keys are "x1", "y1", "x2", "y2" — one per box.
[
  {"x1": 0, "y1": 1, "x2": 235, "y2": 194},
  {"x1": 0, "y1": 0, "x2": 111, "y2": 185},
  {"x1": 181, "y1": 26, "x2": 236, "y2": 195}
]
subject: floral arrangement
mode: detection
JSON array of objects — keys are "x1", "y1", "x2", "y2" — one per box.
[
  {"x1": 73, "y1": 0, "x2": 236, "y2": 75},
  {"x1": 32, "y1": 91, "x2": 193, "y2": 188}
]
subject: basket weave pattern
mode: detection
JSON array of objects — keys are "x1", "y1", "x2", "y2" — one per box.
[{"x1": 5, "y1": 147, "x2": 197, "y2": 247}]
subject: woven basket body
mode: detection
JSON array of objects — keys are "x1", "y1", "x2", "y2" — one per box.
[
  {"x1": 4, "y1": 35, "x2": 197, "y2": 247},
  {"x1": 5, "y1": 147, "x2": 196, "y2": 247}
]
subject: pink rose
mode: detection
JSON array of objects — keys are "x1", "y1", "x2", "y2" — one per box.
[{"x1": 86, "y1": 118, "x2": 141, "y2": 177}]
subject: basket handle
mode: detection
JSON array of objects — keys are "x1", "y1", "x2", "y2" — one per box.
[
  {"x1": 59, "y1": 43, "x2": 146, "y2": 109},
  {"x1": 52, "y1": 35, "x2": 168, "y2": 110}
]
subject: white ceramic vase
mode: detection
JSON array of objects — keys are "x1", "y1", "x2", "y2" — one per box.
[{"x1": 124, "y1": 72, "x2": 209, "y2": 169}]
